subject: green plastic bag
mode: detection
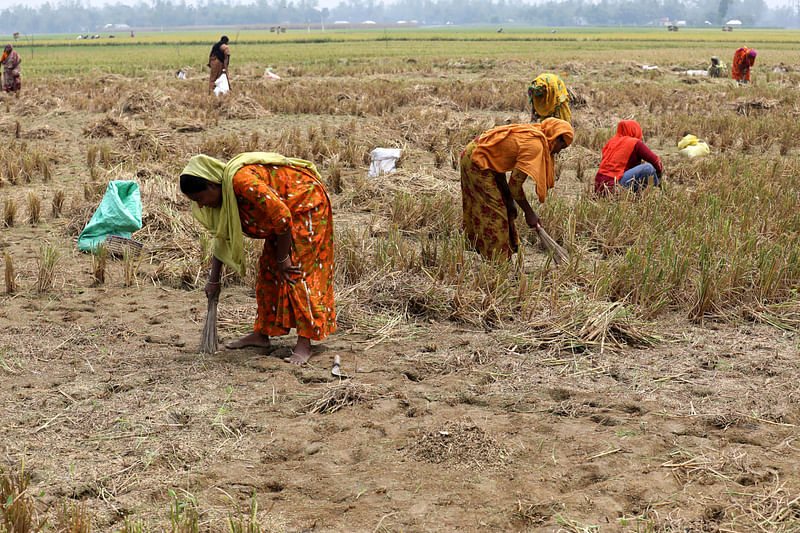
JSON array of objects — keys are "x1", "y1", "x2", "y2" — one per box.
[{"x1": 78, "y1": 180, "x2": 142, "y2": 252}]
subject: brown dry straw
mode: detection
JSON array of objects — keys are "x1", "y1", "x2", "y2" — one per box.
[
  {"x1": 200, "y1": 293, "x2": 219, "y2": 353},
  {"x1": 4, "y1": 253, "x2": 15, "y2": 294},
  {"x1": 536, "y1": 224, "x2": 569, "y2": 265}
]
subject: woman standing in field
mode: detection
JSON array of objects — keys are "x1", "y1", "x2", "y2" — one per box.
[
  {"x1": 208, "y1": 36, "x2": 231, "y2": 93},
  {"x1": 594, "y1": 120, "x2": 662, "y2": 196},
  {"x1": 1, "y1": 44, "x2": 21, "y2": 97},
  {"x1": 460, "y1": 118, "x2": 574, "y2": 260},
  {"x1": 179, "y1": 152, "x2": 336, "y2": 364},
  {"x1": 527, "y1": 73, "x2": 571, "y2": 123},
  {"x1": 732, "y1": 47, "x2": 756, "y2": 83}
]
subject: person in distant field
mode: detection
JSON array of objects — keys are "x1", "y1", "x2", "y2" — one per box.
[
  {"x1": 459, "y1": 118, "x2": 574, "y2": 260},
  {"x1": 1, "y1": 44, "x2": 21, "y2": 97},
  {"x1": 208, "y1": 35, "x2": 230, "y2": 93},
  {"x1": 707, "y1": 56, "x2": 727, "y2": 78},
  {"x1": 732, "y1": 47, "x2": 756, "y2": 83},
  {"x1": 594, "y1": 120, "x2": 662, "y2": 196},
  {"x1": 527, "y1": 73, "x2": 571, "y2": 123},
  {"x1": 179, "y1": 152, "x2": 336, "y2": 364}
]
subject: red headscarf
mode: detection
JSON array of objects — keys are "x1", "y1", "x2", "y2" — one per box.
[{"x1": 597, "y1": 120, "x2": 643, "y2": 182}]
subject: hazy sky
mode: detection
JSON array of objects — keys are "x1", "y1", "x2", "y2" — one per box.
[{"x1": 0, "y1": 0, "x2": 791, "y2": 9}]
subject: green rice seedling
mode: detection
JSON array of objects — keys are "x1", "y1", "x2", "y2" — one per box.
[
  {"x1": 4, "y1": 252, "x2": 15, "y2": 295},
  {"x1": 52, "y1": 190, "x2": 65, "y2": 217},
  {"x1": 227, "y1": 491, "x2": 261, "y2": 533},
  {"x1": 27, "y1": 192, "x2": 41, "y2": 224},
  {"x1": 3, "y1": 198, "x2": 16, "y2": 227},
  {"x1": 57, "y1": 502, "x2": 92, "y2": 533},
  {"x1": 119, "y1": 518, "x2": 149, "y2": 533},
  {"x1": 0, "y1": 462, "x2": 45, "y2": 533},
  {"x1": 168, "y1": 489, "x2": 199, "y2": 533},
  {"x1": 36, "y1": 243, "x2": 60, "y2": 293},
  {"x1": 92, "y1": 243, "x2": 107, "y2": 285}
]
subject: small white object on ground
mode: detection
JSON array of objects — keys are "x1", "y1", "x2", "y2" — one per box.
[
  {"x1": 264, "y1": 68, "x2": 281, "y2": 80},
  {"x1": 368, "y1": 147, "x2": 403, "y2": 178},
  {"x1": 642, "y1": 65, "x2": 660, "y2": 70},
  {"x1": 684, "y1": 70, "x2": 708, "y2": 76}
]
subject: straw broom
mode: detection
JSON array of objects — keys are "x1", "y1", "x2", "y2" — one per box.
[
  {"x1": 535, "y1": 223, "x2": 569, "y2": 265},
  {"x1": 200, "y1": 293, "x2": 219, "y2": 353}
]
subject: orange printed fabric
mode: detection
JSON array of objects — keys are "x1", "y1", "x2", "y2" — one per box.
[
  {"x1": 232, "y1": 163, "x2": 336, "y2": 341},
  {"x1": 459, "y1": 141, "x2": 519, "y2": 260}
]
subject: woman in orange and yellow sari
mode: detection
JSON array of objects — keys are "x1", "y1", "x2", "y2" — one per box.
[
  {"x1": 527, "y1": 73, "x2": 571, "y2": 123},
  {"x1": 459, "y1": 118, "x2": 574, "y2": 260},
  {"x1": 180, "y1": 152, "x2": 336, "y2": 364}
]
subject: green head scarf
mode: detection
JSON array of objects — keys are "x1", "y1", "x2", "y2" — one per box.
[{"x1": 181, "y1": 152, "x2": 325, "y2": 276}]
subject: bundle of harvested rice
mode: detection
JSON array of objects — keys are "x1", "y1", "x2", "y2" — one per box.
[
  {"x1": 200, "y1": 294, "x2": 219, "y2": 353},
  {"x1": 536, "y1": 223, "x2": 569, "y2": 265}
]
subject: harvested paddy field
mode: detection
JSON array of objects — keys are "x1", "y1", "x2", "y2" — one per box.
[{"x1": 2, "y1": 29, "x2": 800, "y2": 532}]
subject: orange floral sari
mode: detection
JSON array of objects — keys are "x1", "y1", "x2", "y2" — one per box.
[{"x1": 232, "y1": 163, "x2": 336, "y2": 341}]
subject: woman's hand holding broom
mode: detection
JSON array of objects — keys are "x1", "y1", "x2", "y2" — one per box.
[
  {"x1": 201, "y1": 255, "x2": 223, "y2": 353},
  {"x1": 205, "y1": 256, "x2": 223, "y2": 299}
]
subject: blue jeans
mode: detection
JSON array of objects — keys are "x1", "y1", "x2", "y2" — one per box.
[{"x1": 618, "y1": 163, "x2": 659, "y2": 193}]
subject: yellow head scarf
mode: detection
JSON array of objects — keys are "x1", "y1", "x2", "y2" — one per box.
[
  {"x1": 527, "y1": 73, "x2": 572, "y2": 124},
  {"x1": 181, "y1": 152, "x2": 324, "y2": 276}
]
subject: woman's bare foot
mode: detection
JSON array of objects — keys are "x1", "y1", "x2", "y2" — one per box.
[
  {"x1": 226, "y1": 331, "x2": 271, "y2": 349},
  {"x1": 284, "y1": 336, "x2": 312, "y2": 365}
]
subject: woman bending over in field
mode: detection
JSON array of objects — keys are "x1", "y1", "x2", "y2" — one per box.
[
  {"x1": 527, "y1": 73, "x2": 571, "y2": 123},
  {"x1": 180, "y1": 152, "x2": 336, "y2": 364},
  {"x1": 594, "y1": 120, "x2": 662, "y2": 196},
  {"x1": 732, "y1": 47, "x2": 756, "y2": 84},
  {"x1": 460, "y1": 118, "x2": 574, "y2": 260}
]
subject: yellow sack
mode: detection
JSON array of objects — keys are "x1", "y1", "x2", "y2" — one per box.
[{"x1": 678, "y1": 134, "x2": 710, "y2": 158}]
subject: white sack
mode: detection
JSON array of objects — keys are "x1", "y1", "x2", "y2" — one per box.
[{"x1": 368, "y1": 148, "x2": 402, "y2": 178}]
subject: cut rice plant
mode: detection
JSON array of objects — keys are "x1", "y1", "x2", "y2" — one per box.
[
  {"x1": 52, "y1": 190, "x2": 65, "y2": 217},
  {"x1": 92, "y1": 243, "x2": 107, "y2": 285},
  {"x1": 57, "y1": 502, "x2": 93, "y2": 533},
  {"x1": 22, "y1": 155, "x2": 35, "y2": 183},
  {"x1": 326, "y1": 156, "x2": 343, "y2": 194},
  {"x1": 3, "y1": 198, "x2": 16, "y2": 227},
  {"x1": 27, "y1": 192, "x2": 41, "y2": 224},
  {"x1": 6, "y1": 159, "x2": 19, "y2": 185},
  {"x1": 4, "y1": 252, "x2": 15, "y2": 295},
  {"x1": 36, "y1": 243, "x2": 60, "y2": 293},
  {"x1": 123, "y1": 246, "x2": 142, "y2": 287}
]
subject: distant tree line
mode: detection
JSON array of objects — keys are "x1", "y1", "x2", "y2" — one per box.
[{"x1": 0, "y1": 0, "x2": 794, "y2": 35}]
